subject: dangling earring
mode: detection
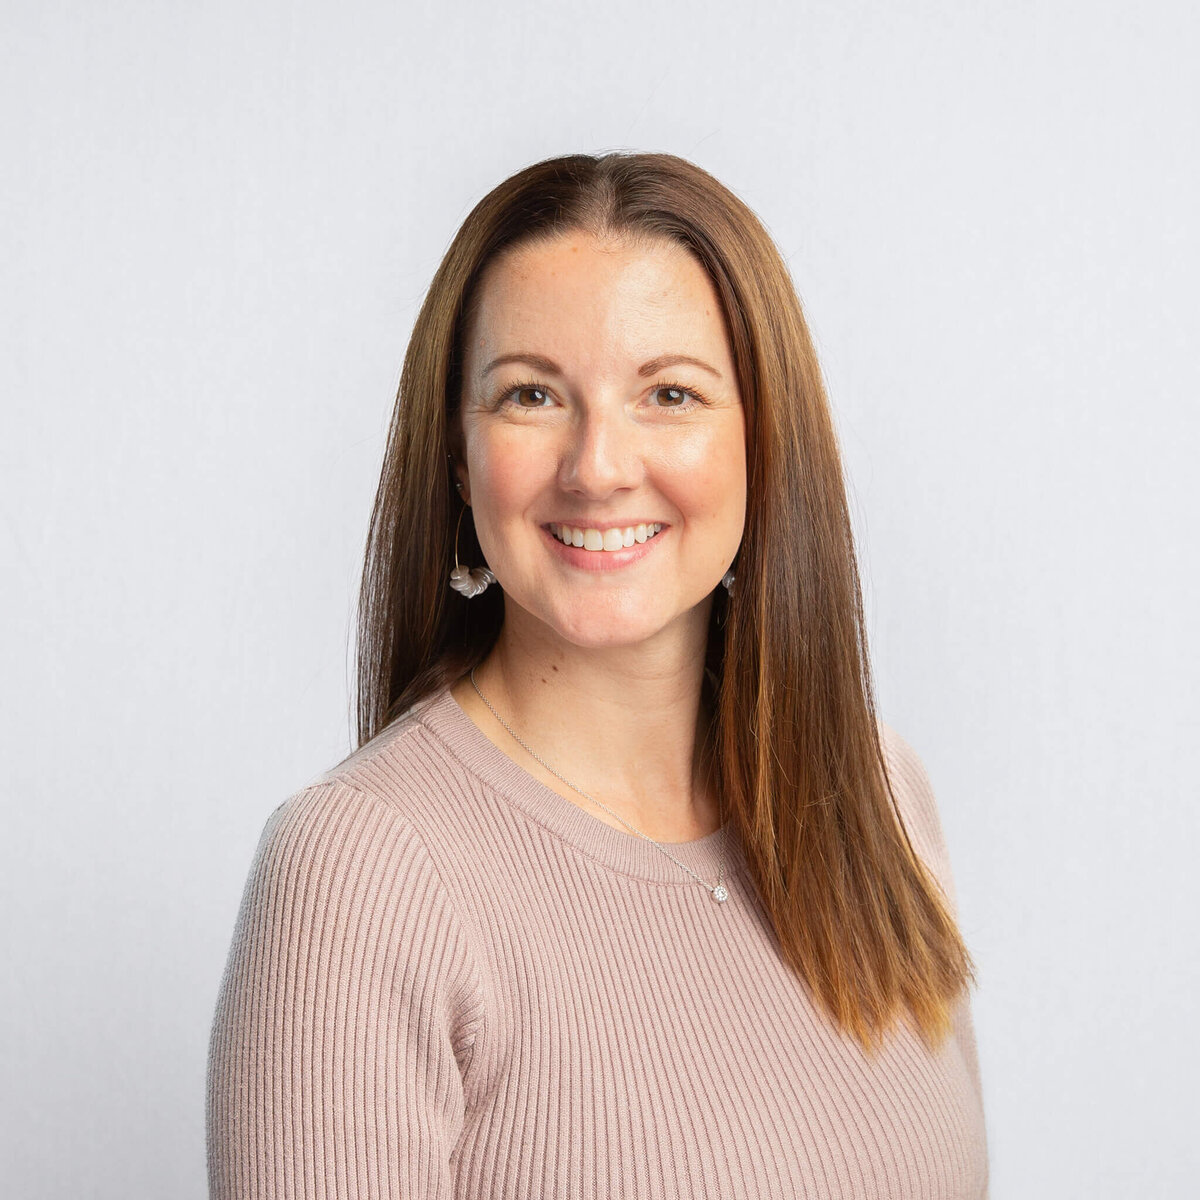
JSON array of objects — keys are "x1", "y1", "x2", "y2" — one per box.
[
  {"x1": 721, "y1": 569, "x2": 735, "y2": 592},
  {"x1": 448, "y1": 490, "x2": 497, "y2": 598}
]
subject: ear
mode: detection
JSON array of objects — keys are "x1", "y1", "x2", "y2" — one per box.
[
  {"x1": 446, "y1": 399, "x2": 472, "y2": 503},
  {"x1": 446, "y1": 445, "x2": 470, "y2": 505}
]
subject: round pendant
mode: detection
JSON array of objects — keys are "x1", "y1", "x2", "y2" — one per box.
[{"x1": 712, "y1": 884, "x2": 728, "y2": 903}]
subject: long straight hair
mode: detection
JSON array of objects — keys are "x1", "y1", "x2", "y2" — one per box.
[{"x1": 355, "y1": 151, "x2": 976, "y2": 1056}]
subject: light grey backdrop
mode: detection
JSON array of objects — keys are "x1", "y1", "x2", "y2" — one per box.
[{"x1": 3, "y1": 2, "x2": 1197, "y2": 1196}]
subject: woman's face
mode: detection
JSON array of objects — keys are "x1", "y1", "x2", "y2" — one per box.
[{"x1": 455, "y1": 231, "x2": 746, "y2": 655}]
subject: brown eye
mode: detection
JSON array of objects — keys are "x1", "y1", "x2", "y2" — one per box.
[
  {"x1": 513, "y1": 386, "x2": 549, "y2": 408},
  {"x1": 654, "y1": 386, "x2": 691, "y2": 407}
]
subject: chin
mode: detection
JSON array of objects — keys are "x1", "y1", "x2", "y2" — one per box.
[
  {"x1": 508, "y1": 594, "x2": 665, "y2": 647},
  {"x1": 552, "y1": 613, "x2": 667, "y2": 649},
  {"x1": 558, "y1": 603, "x2": 711, "y2": 654}
]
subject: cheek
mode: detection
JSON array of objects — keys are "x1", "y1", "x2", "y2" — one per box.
[
  {"x1": 469, "y1": 429, "x2": 552, "y2": 509},
  {"x1": 666, "y1": 425, "x2": 747, "y2": 520}
]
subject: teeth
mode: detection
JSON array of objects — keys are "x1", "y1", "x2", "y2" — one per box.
[{"x1": 551, "y1": 523, "x2": 663, "y2": 552}]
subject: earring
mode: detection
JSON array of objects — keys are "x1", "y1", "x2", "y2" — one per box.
[
  {"x1": 448, "y1": 502, "x2": 496, "y2": 598},
  {"x1": 721, "y1": 569, "x2": 735, "y2": 592}
]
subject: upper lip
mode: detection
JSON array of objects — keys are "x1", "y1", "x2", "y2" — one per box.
[{"x1": 544, "y1": 519, "x2": 667, "y2": 532}]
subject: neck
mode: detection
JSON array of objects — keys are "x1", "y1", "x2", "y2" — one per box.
[{"x1": 455, "y1": 622, "x2": 720, "y2": 841}]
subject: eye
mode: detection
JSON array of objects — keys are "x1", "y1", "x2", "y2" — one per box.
[
  {"x1": 513, "y1": 385, "x2": 551, "y2": 408},
  {"x1": 650, "y1": 383, "x2": 709, "y2": 412},
  {"x1": 495, "y1": 381, "x2": 554, "y2": 410},
  {"x1": 653, "y1": 386, "x2": 690, "y2": 407},
  {"x1": 491, "y1": 378, "x2": 711, "y2": 414}
]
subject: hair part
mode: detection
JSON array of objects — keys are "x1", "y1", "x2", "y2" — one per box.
[{"x1": 356, "y1": 150, "x2": 977, "y2": 1057}]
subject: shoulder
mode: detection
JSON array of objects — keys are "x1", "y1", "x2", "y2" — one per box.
[
  {"x1": 236, "y1": 692, "x2": 463, "y2": 898},
  {"x1": 281, "y1": 689, "x2": 468, "y2": 832},
  {"x1": 874, "y1": 715, "x2": 959, "y2": 916},
  {"x1": 244, "y1": 775, "x2": 481, "y2": 996},
  {"x1": 245, "y1": 686, "x2": 499, "y2": 915},
  {"x1": 310, "y1": 691, "x2": 439, "y2": 789},
  {"x1": 222, "y1": 775, "x2": 488, "y2": 1082},
  {"x1": 875, "y1": 717, "x2": 940, "y2": 831},
  {"x1": 249, "y1": 777, "x2": 432, "y2": 905}
]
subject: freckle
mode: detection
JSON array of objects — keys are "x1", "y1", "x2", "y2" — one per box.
[{"x1": 551, "y1": 664, "x2": 558, "y2": 671}]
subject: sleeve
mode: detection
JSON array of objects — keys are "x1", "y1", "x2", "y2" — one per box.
[
  {"x1": 206, "y1": 780, "x2": 487, "y2": 1199},
  {"x1": 877, "y1": 720, "x2": 961, "y2": 919},
  {"x1": 879, "y1": 721, "x2": 988, "y2": 1147}
]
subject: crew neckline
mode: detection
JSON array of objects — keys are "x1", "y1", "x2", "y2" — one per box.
[{"x1": 413, "y1": 682, "x2": 746, "y2": 886}]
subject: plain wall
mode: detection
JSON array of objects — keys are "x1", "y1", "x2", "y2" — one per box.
[{"x1": 3, "y1": 1, "x2": 1197, "y2": 1196}]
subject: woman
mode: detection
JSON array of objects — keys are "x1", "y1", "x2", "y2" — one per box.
[{"x1": 207, "y1": 152, "x2": 988, "y2": 1198}]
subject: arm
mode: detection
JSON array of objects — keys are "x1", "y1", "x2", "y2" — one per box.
[
  {"x1": 878, "y1": 719, "x2": 962, "y2": 920},
  {"x1": 879, "y1": 721, "x2": 988, "y2": 1164},
  {"x1": 206, "y1": 781, "x2": 485, "y2": 1199}
]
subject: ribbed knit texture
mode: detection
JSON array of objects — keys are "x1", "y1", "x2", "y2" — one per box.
[{"x1": 207, "y1": 684, "x2": 989, "y2": 1198}]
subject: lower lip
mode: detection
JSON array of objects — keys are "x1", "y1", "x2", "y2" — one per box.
[{"x1": 541, "y1": 525, "x2": 667, "y2": 572}]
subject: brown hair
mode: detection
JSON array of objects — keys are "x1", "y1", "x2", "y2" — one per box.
[{"x1": 355, "y1": 151, "x2": 976, "y2": 1056}]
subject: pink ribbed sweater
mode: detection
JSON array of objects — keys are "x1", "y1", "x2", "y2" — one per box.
[{"x1": 206, "y1": 684, "x2": 988, "y2": 1198}]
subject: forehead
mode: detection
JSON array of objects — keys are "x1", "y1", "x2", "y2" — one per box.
[{"x1": 463, "y1": 233, "x2": 732, "y2": 377}]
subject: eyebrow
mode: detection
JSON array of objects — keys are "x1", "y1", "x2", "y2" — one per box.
[{"x1": 482, "y1": 352, "x2": 723, "y2": 380}]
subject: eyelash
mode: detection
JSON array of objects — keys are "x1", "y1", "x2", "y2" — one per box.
[{"x1": 491, "y1": 378, "x2": 713, "y2": 415}]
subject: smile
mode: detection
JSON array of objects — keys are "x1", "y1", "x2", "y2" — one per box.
[
  {"x1": 541, "y1": 522, "x2": 668, "y2": 572},
  {"x1": 548, "y1": 522, "x2": 664, "y2": 551}
]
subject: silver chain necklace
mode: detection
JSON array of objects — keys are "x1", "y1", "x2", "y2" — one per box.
[{"x1": 470, "y1": 667, "x2": 729, "y2": 903}]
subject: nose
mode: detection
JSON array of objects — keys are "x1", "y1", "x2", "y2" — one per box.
[{"x1": 556, "y1": 401, "x2": 645, "y2": 498}]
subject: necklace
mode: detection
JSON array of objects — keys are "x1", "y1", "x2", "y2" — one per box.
[{"x1": 469, "y1": 666, "x2": 729, "y2": 903}]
